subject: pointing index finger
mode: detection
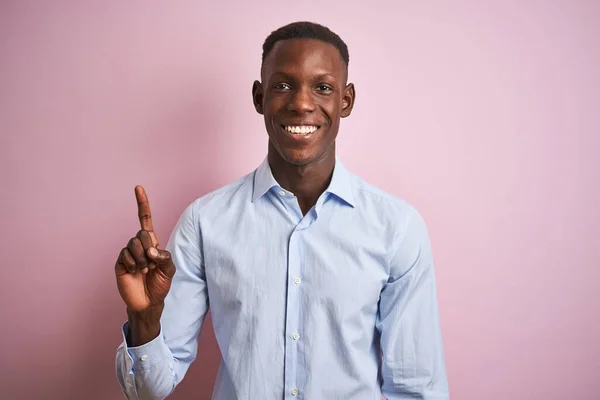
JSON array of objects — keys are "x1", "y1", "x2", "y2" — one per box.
[{"x1": 135, "y1": 185, "x2": 154, "y2": 232}]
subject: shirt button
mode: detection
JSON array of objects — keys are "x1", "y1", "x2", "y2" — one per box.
[
  {"x1": 278, "y1": 190, "x2": 286, "y2": 196},
  {"x1": 140, "y1": 355, "x2": 148, "y2": 361},
  {"x1": 291, "y1": 388, "x2": 299, "y2": 396},
  {"x1": 292, "y1": 332, "x2": 300, "y2": 340},
  {"x1": 294, "y1": 277, "x2": 301, "y2": 285}
]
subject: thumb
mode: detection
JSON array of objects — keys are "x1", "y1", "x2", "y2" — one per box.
[{"x1": 147, "y1": 247, "x2": 176, "y2": 277}]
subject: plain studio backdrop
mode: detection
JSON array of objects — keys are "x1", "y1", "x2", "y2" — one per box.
[{"x1": 1, "y1": 1, "x2": 598, "y2": 399}]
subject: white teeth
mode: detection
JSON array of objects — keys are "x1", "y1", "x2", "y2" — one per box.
[{"x1": 284, "y1": 125, "x2": 318, "y2": 134}]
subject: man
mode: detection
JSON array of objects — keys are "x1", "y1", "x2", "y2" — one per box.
[{"x1": 115, "y1": 21, "x2": 449, "y2": 400}]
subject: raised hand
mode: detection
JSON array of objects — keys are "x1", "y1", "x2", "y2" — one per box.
[{"x1": 115, "y1": 186, "x2": 176, "y2": 330}]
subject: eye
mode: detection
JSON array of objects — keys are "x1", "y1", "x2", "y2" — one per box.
[
  {"x1": 316, "y1": 84, "x2": 334, "y2": 92},
  {"x1": 272, "y1": 83, "x2": 291, "y2": 91}
]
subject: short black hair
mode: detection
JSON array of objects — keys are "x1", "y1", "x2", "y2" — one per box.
[{"x1": 261, "y1": 21, "x2": 349, "y2": 69}]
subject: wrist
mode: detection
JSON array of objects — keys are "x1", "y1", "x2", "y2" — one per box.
[{"x1": 127, "y1": 306, "x2": 163, "y2": 347}]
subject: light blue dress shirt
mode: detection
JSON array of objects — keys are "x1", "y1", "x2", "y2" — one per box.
[{"x1": 115, "y1": 157, "x2": 449, "y2": 400}]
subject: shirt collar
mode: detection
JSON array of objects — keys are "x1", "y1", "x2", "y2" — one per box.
[
  {"x1": 252, "y1": 157, "x2": 280, "y2": 202},
  {"x1": 325, "y1": 157, "x2": 355, "y2": 207},
  {"x1": 252, "y1": 156, "x2": 355, "y2": 208}
]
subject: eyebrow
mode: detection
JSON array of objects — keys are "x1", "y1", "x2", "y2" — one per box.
[{"x1": 268, "y1": 71, "x2": 339, "y2": 82}]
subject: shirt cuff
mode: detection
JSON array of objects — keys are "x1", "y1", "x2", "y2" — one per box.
[{"x1": 121, "y1": 321, "x2": 170, "y2": 371}]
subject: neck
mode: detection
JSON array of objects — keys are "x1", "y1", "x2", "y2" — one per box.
[{"x1": 268, "y1": 143, "x2": 336, "y2": 215}]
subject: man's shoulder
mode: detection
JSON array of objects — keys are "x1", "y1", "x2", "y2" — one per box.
[
  {"x1": 350, "y1": 172, "x2": 418, "y2": 219},
  {"x1": 188, "y1": 171, "x2": 254, "y2": 213},
  {"x1": 350, "y1": 172, "x2": 430, "y2": 242}
]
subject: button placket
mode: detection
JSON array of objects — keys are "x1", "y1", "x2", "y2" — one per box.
[{"x1": 284, "y1": 228, "x2": 303, "y2": 400}]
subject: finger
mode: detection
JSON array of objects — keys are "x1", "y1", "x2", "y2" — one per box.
[
  {"x1": 137, "y1": 230, "x2": 153, "y2": 250},
  {"x1": 121, "y1": 247, "x2": 137, "y2": 274},
  {"x1": 115, "y1": 247, "x2": 136, "y2": 275},
  {"x1": 115, "y1": 261, "x2": 128, "y2": 276},
  {"x1": 147, "y1": 248, "x2": 176, "y2": 278},
  {"x1": 127, "y1": 236, "x2": 148, "y2": 272},
  {"x1": 149, "y1": 231, "x2": 160, "y2": 248},
  {"x1": 138, "y1": 230, "x2": 157, "y2": 270},
  {"x1": 115, "y1": 248, "x2": 132, "y2": 275},
  {"x1": 135, "y1": 185, "x2": 155, "y2": 233},
  {"x1": 134, "y1": 186, "x2": 160, "y2": 247}
]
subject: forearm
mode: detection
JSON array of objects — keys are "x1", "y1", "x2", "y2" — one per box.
[
  {"x1": 380, "y1": 209, "x2": 449, "y2": 399},
  {"x1": 127, "y1": 307, "x2": 163, "y2": 347},
  {"x1": 116, "y1": 201, "x2": 208, "y2": 399},
  {"x1": 116, "y1": 322, "x2": 176, "y2": 400}
]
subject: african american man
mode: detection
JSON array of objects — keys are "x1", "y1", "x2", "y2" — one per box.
[{"x1": 115, "y1": 21, "x2": 450, "y2": 400}]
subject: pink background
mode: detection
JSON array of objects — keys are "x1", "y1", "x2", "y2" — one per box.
[{"x1": 1, "y1": 1, "x2": 599, "y2": 399}]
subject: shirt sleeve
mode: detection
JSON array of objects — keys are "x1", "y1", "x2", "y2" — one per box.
[
  {"x1": 377, "y1": 207, "x2": 450, "y2": 399},
  {"x1": 115, "y1": 201, "x2": 210, "y2": 400}
]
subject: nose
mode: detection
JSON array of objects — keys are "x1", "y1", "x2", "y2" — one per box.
[{"x1": 286, "y1": 87, "x2": 316, "y2": 114}]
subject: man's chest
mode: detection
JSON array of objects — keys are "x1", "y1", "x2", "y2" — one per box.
[{"x1": 202, "y1": 217, "x2": 390, "y2": 320}]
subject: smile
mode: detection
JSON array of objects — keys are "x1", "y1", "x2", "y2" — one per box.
[{"x1": 281, "y1": 125, "x2": 320, "y2": 135}]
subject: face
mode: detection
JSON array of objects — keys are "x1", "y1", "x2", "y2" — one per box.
[{"x1": 252, "y1": 39, "x2": 355, "y2": 166}]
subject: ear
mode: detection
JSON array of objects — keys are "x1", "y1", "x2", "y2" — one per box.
[
  {"x1": 252, "y1": 80, "x2": 264, "y2": 114},
  {"x1": 341, "y1": 83, "x2": 355, "y2": 118}
]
